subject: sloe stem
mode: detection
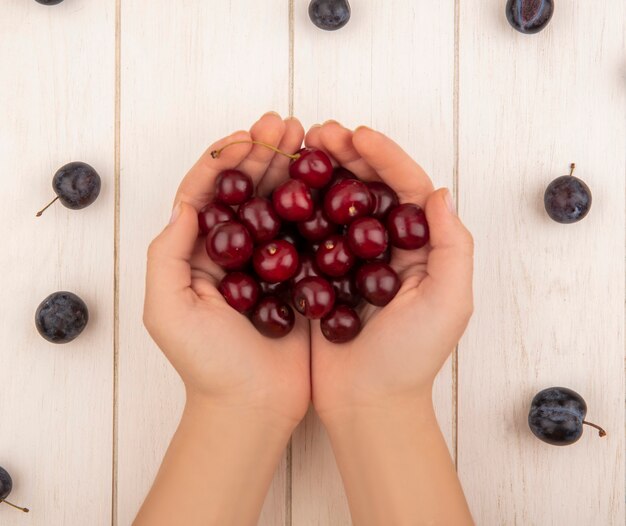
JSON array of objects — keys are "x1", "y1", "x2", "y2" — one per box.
[
  {"x1": 1, "y1": 499, "x2": 29, "y2": 512},
  {"x1": 583, "y1": 420, "x2": 607, "y2": 437},
  {"x1": 36, "y1": 195, "x2": 59, "y2": 217},
  {"x1": 569, "y1": 163, "x2": 576, "y2": 177}
]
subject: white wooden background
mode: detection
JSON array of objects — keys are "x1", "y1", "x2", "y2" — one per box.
[{"x1": 0, "y1": 1, "x2": 624, "y2": 525}]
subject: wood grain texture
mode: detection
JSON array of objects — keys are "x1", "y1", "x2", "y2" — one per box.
[
  {"x1": 0, "y1": 1, "x2": 115, "y2": 525},
  {"x1": 457, "y1": 1, "x2": 626, "y2": 524},
  {"x1": 117, "y1": 2, "x2": 290, "y2": 524},
  {"x1": 291, "y1": 1, "x2": 456, "y2": 522}
]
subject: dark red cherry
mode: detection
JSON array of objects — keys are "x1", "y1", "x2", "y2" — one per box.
[
  {"x1": 253, "y1": 240, "x2": 299, "y2": 283},
  {"x1": 206, "y1": 221, "x2": 253, "y2": 270},
  {"x1": 291, "y1": 253, "x2": 323, "y2": 285},
  {"x1": 368, "y1": 182, "x2": 399, "y2": 220},
  {"x1": 368, "y1": 245, "x2": 391, "y2": 263},
  {"x1": 347, "y1": 217, "x2": 388, "y2": 259},
  {"x1": 297, "y1": 205, "x2": 337, "y2": 242},
  {"x1": 250, "y1": 296, "x2": 295, "y2": 339},
  {"x1": 329, "y1": 274, "x2": 360, "y2": 308},
  {"x1": 276, "y1": 227, "x2": 303, "y2": 251},
  {"x1": 218, "y1": 272, "x2": 260, "y2": 313},
  {"x1": 198, "y1": 202, "x2": 236, "y2": 235},
  {"x1": 292, "y1": 276, "x2": 335, "y2": 319},
  {"x1": 259, "y1": 280, "x2": 291, "y2": 301},
  {"x1": 356, "y1": 262, "x2": 400, "y2": 306},
  {"x1": 323, "y1": 179, "x2": 373, "y2": 224},
  {"x1": 237, "y1": 197, "x2": 282, "y2": 243},
  {"x1": 290, "y1": 148, "x2": 334, "y2": 189},
  {"x1": 272, "y1": 179, "x2": 314, "y2": 222},
  {"x1": 329, "y1": 167, "x2": 357, "y2": 187},
  {"x1": 315, "y1": 235, "x2": 355, "y2": 277},
  {"x1": 387, "y1": 203, "x2": 429, "y2": 250},
  {"x1": 321, "y1": 304, "x2": 362, "y2": 343},
  {"x1": 215, "y1": 170, "x2": 253, "y2": 205}
]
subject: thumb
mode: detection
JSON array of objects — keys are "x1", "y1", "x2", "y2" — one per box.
[
  {"x1": 145, "y1": 201, "x2": 199, "y2": 303},
  {"x1": 423, "y1": 188, "x2": 474, "y2": 316}
]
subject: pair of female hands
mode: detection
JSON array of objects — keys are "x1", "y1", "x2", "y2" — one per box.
[{"x1": 143, "y1": 112, "x2": 474, "y2": 435}]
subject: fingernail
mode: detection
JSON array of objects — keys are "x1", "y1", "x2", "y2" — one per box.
[
  {"x1": 444, "y1": 189, "x2": 456, "y2": 215},
  {"x1": 310, "y1": 123, "x2": 322, "y2": 129},
  {"x1": 170, "y1": 201, "x2": 182, "y2": 224},
  {"x1": 354, "y1": 125, "x2": 372, "y2": 132},
  {"x1": 323, "y1": 119, "x2": 339, "y2": 126},
  {"x1": 263, "y1": 110, "x2": 281, "y2": 118}
]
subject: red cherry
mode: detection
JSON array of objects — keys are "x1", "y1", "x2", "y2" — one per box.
[
  {"x1": 198, "y1": 202, "x2": 235, "y2": 235},
  {"x1": 292, "y1": 276, "x2": 336, "y2": 319},
  {"x1": 368, "y1": 182, "x2": 399, "y2": 220},
  {"x1": 347, "y1": 217, "x2": 388, "y2": 259},
  {"x1": 315, "y1": 235, "x2": 355, "y2": 277},
  {"x1": 253, "y1": 240, "x2": 299, "y2": 283},
  {"x1": 272, "y1": 179, "x2": 314, "y2": 222},
  {"x1": 321, "y1": 304, "x2": 362, "y2": 343},
  {"x1": 237, "y1": 197, "x2": 282, "y2": 243},
  {"x1": 297, "y1": 205, "x2": 337, "y2": 242},
  {"x1": 250, "y1": 296, "x2": 295, "y2": 339},
  {"x1": 215, "y1": 170, "x2": 253, "y2": 205},
  {"x1": 329, "y1": 274, "x2": 360, "y2": 308},
  {"x1": 218, "y1": 272, "x2": 260, "y2": 313},
  {"x1": 387, "y1": 203, "x2": 429, "y2": 249},
  {"x1": 289, "y1": 148, "x2": 333, "y2": 189},
  {"x1": 291, "y1": 253, "x2": 322, "y2": 285},
  {"x1": 323, "y1": 179, "x2": 373, "y2": 225},
  {"x1": 205, "y1": 221, "x2": 253, "y2": 270},
  {"x1": 355, "y1": 262, "x2": 400, "y2": 306}
]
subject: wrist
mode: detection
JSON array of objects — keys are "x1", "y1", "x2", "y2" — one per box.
[
  {"x1": 318, "y1": 389, "x2": 435, "y2": 433},
  {"x1": 184, "y1": 389, "x2": 299, "y2": 439}
]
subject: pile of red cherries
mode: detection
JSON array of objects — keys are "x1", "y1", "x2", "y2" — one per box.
[{"x1": 199, "y1": 143, "x2": 429, "y2": 343}]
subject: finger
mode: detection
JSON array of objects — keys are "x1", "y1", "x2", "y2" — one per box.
[
  {"x1": 257, "y1": 117, "x2": 305, "y2": 196},
  {"x1": 318, "y1": 122, "x2": 379, "y2": 181},
  {"x1": 145, "y1": 202, "x2": 199, "y2": 305},
  {"x1": 236, "y1": 112, "x2": 286, "y2": 183},
  {"x1": 175, "y1": 130, "x2": 253, "y2": 210},
  {"x1": 421, "y1": 189, "x2": 474, "y2": 318},
  {"x1": 352, "y1": 126, "x2": 434, "y2": 205},
  {"x1": 303, "y1": 125, "x2": 329, "y2": 159}
]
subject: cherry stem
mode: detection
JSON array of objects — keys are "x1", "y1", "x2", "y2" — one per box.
[
  {"x1": 210, "y1": 141, "x2": 300, "y2": 161},
  {"x1": 569, "y1": 163, "x2": 576, "y2": 177},
  {"x1": 583, "y1": 420, "x2": 607, "y2": 437},
  {"x1": 1, "y1": 499, "x2": 29, "y2": 513},
  {"x1": 36, "y1": 195, "x2": 59, "y2": 217}
]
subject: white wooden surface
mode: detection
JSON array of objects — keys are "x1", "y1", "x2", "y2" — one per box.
[
  {"x1": 458, "y1": 2, "x2": 625, "y2": 524},
  {"x1": 0, "y1": 1, "x2": 115, "y2": 525},
  {"x1": 0, "y1": 0, "x2": 624, "y2": 525}
]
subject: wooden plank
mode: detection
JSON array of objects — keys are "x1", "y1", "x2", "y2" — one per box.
[
  {"x1": 291, "y1": 1, "x2": 456, "y2": 522},
  {"x1": 457, "y1": 1, "x2": 625, "y2": 524},
  {"x1": 0, "y1": 1, "x2": 115, "y2": 525},
  {"x1": 117, "y1": 2, "x2": 290, "y2": 524}
]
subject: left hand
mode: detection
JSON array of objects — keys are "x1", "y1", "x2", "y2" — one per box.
[{"x1": 143, "y1": 112, "x2": 311, "y2": 431}]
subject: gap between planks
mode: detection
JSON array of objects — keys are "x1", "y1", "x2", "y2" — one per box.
[
  {"x1": 452, "y1": 0, "x2": 460, "y2": 469},
  {"x1": 111, "y1": 0, "x2": 121, "y2": 524},
  {"x1": 285, "y1": 2, "x2": 295, "y2": 524}
]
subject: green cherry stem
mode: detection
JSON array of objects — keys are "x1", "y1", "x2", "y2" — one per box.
[
  {"x1": 36, "y1": 195, "x2": 59, "y2": 217},
  {"x1": 583, "y1": 420, "x2": 607, "y2": 437},
  {"x1": 210, "y1": 140, "x2": 301, "y2": 161},
  {"x1": 1, "y1": 499, "x2": 29, "y2": 513}
]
